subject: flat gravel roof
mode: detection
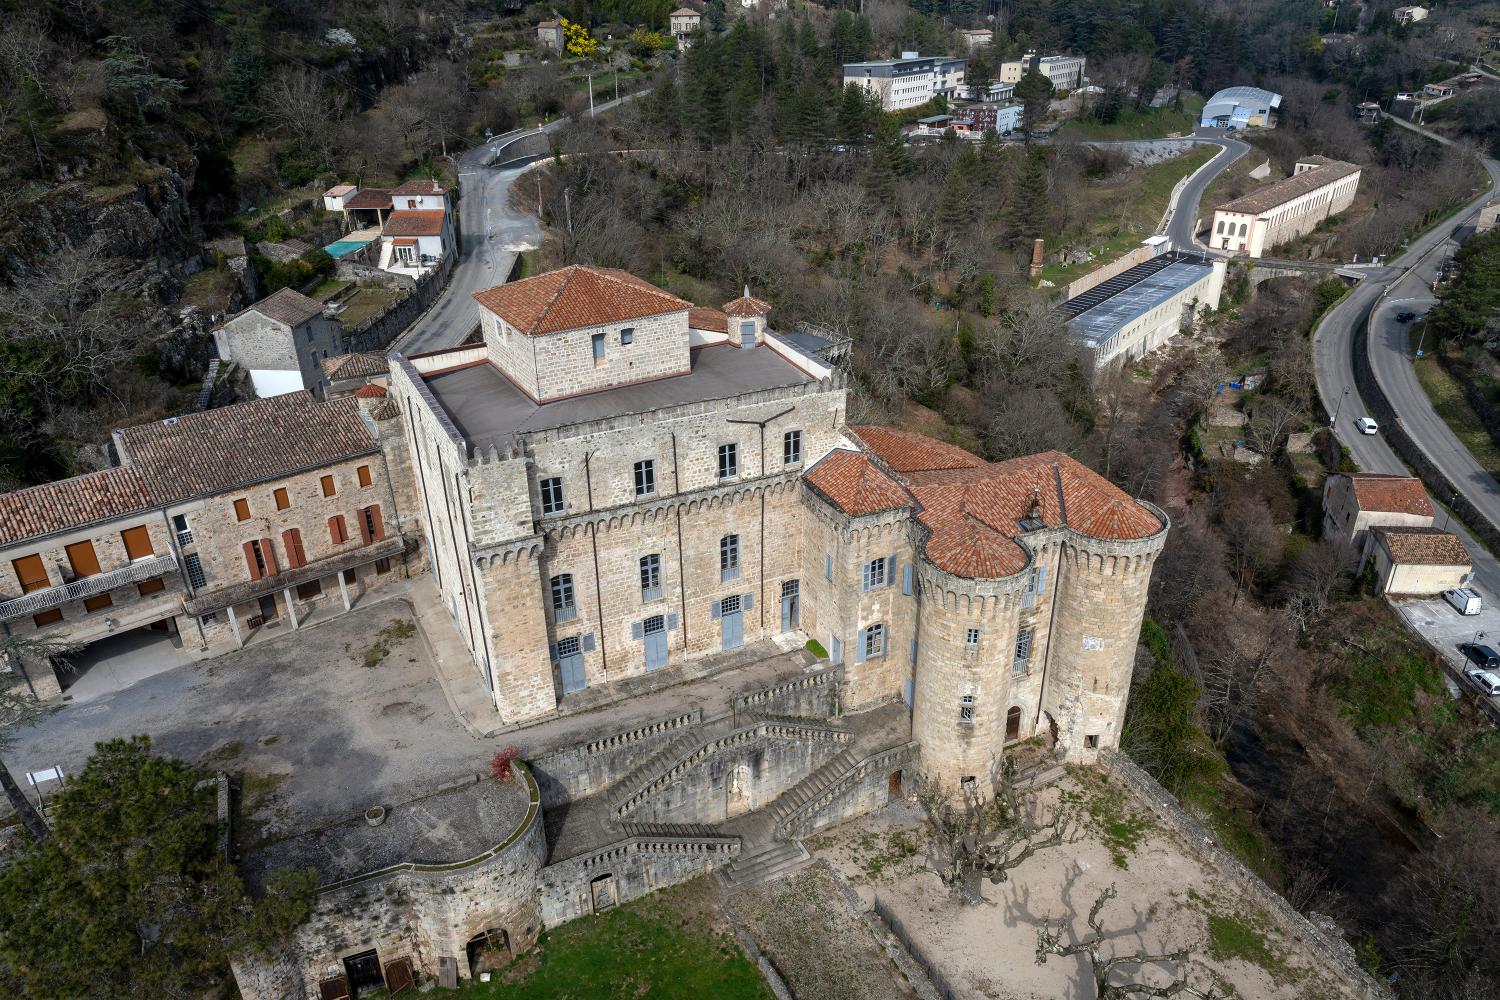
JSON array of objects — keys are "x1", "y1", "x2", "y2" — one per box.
[{"x1": 425, "y1": 343, "x2": 813, "y2": 450}]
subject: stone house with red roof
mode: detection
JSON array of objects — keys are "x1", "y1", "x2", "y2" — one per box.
[
  {"x1": 1322, "y1": 472, "x2": 1435, "y2": 547},
  {"x1": 0, "y1": 393, "x2": 417, "y2": 696}
]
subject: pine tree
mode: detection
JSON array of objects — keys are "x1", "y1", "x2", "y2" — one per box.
[
  {"x1": 1013, "y1": 70, "x2": 1055, "y2": 140},
  {"x1": 1005, "y1": 147, "x2": 1051, "y2": 243},
  {"x1": 866, "y1": 115, "x2": 912, "y2": 207},
  {"x1": 223, "y1": 38, "x2": 264, "y2": 128}
]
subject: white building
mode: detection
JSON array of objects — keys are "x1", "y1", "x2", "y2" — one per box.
[
  {"x1": 999, "y1": 52, "x2": 1087, "y2": 91},
  {"x1": 1393, "y1": 5, "x2": 1428, "y2": 23},
  {"x1": 669, "y1": 7, "x2": 700, "y2": 49},
  {"x1": 1208, "y1": 156, "x2": 1361, "y2": 257},
  {"x1": 1063, "y1": 250, "x2": 1225, "y2": 368},
  {"x1": 958, "y1": 28, "x2": 992, "y2": 50},
  {"x1": 843, "y1": 52, "x2": 967, "y2": 110}
]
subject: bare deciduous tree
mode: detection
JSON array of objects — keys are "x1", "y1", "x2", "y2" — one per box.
[
  {"x1": 0, "y1": 631, "x2": 81, "y2": 843},
  {"x1": 261, "y1": 67, "x2": 345, "y2": 164}
]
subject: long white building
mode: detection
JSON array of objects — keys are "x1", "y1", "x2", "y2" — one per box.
[
  {"x1": 843, "y1": 52, "x2": 966, "y2": 110},
  {"x1": 1208, "y1": 156, "x2": 1361, "y2": 257}
]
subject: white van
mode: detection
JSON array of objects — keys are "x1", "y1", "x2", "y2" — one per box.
[{"x1": 1445, "y1": 587, "x2": 1483, "y2": 616}]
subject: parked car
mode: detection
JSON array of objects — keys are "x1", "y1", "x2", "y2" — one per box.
[
  {"x1": 1445, "y1": 588, "x2": 1483, "y2": 615},
  {"x1": 1355, "y1": 416, "x2": 1379, "y2": 435},
  {"x1": 1396, "y1": 311, "x2": 1417, "y2": 323},
  {"x1": 1467, "y1": 669, "x2": 1500, "y2": 697},
  {"x1": 1461, "y1": 643, "x2": 1500, "y2": 670}
]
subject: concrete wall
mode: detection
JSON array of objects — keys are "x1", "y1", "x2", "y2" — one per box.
[{"x1": 1061, "y1": 243, "x2": 1157, "y2": 301}]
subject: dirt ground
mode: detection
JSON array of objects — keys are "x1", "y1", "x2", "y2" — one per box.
[
  {"x1": 806, "y1": 769, "x2": 1364, "y2": 1000},
  {"x1": 731, "y1": 863, "x2": 921, "y2": 1000}
]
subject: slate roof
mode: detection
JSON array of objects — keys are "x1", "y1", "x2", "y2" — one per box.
[
  {"x1": 322, "y1": 352, "x2": 390, "y2": 381},
  {"x1": 1219, "y1": 156, "x2": 1360, "y2": 216},
  {"x1": 344, "y1": 189, "x2": 392, "y2": 210},
  {"x1": 116, "y1": 394, "x2": 378, "y2": 501},
  {"x1": 472, "y1": 266, "x2": 690, "y2": 336},
  {"x1": 803, "y1": 426, "x2": 1164, "y2": 579},
  {"x1": 688, "y1": 307, "x2": 728, "y2": 333},
  {"x1": 0, "y1": 467, "x2": 157, "y2": 547},
  {"x1": 1345, "y1": 473, "x2": 1434, "y2": 516},
  {"x1": 382, "y1": 211, "x2": 447, "y2": 237},
  {"x1": 237, "y1": 288, "x2": 325, "y2": 328},
  {"x1": 1375, "y1": 527, "x2": 1470, "y2": 566},
  {"x1": 390, "y1": 179, "x2": 447, "y2": 196}
]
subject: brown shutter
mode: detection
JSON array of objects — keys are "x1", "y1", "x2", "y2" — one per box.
[
  {"x1": 274, "y1": 487, "x2": 290, "y2": 510},
  {"x1": 12, "y1": 555, "x2": 48, "y2": 594},
  {"x1": 261, "y1": 538, "x2": 279, "y2": 576},
  {"x1": 357, "y1": 465, "x2": 373, "y2": 487},
  {"x1": 291, "y1": 529, "x2": 306, "y2": 567},
  {"x1": 281, "y1": 529, "x2": 306, "y2": 569},
  {"x1": 65, "y1": 541, "x2": 101, "y2": 578},
  {"x1": 368, "y1": 504, "x2": 385, "y2": 541},
  {"x1": 121, "y1": 525, "x2": 153, "y2": 561},
  {"x1": 329, "y1": 515, "x2": 347, "y2": 544},
  {"x1": 244, "y1": 541, "x2": 262, "y2": 581},
  {"x1": 321, "y1": 475, "x2": 336, "y2": 497},
  {"x1": 234, "y1": 498, "x2": 250, "y2": 521},
  {"x1": 357, "y1": 508, "x2": 373, "y2": 545}
]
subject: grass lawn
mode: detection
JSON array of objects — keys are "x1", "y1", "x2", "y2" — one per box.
[
  {"x1": 334, "y1": 285, "x2": 404, "y2": 330},
  {"x1": 432, "y1": 879, "x2": 772, "y2": 1000},
  {"x1": 179, "y1": 268, "x2": 239, "y2": 313},
  {"x1": 1058, "y1": 94, "x2": 1205, "y2": 141},
  {"x1": 1410, "y1": 329, "x2": 1500, "y2": 477},
  {"x1": 1038, "y1": 144, "x2": 1216, "y2": 287}
]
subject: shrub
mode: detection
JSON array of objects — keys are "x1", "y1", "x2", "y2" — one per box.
[{"x1": 490, "y1": 745, "x2": 521, "y2": 782}]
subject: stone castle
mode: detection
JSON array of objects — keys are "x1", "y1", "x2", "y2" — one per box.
[{"x1": 0, "y1": 265, "x2": 1166, "y2": 997}]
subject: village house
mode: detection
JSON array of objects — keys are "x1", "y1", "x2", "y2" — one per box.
[
  {"x1": 958, "y1": 27, "x2": 992, "y2": 49},
  {"x1": 1366, "y1": 527, "x2": 1471, "y2": 595},
  {"x1": 669, "y1": 6, "x2": 700, "y2": 49},
  {"x1": 1392, "y1": 4, "x2": 1428, "y2": 24},
  {"x1": 1321, "y1": 472, "x2": 1434, "y2": 546},
  {"x1": 323, "y1": 180, "x2": 455, "y2": 278},
  {"x1": 212, "y1": 288, "x2": 344, "y2": 399}
]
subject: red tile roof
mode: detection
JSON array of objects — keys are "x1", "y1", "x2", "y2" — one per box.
[
  {"x1": 1376, "y1": 527, "x2": 1469, "y2": 566},
  {"x1": 803, "y1": 450, "x2": 911, "y2": 517},
  {"x1": 1346, "y1": 473, "x2": 1434, "y2": 517},
  {"x1": 343, "y1": 189, "x2": 391, "y2": 210},
  {"x1": 688, "y1": 307, "x2": 729, "y2": 333},
  {"x1": 472, "y1": 265, "x2": 690, "y2": 336},
  {"x1": 805, "y1": 426, "x2": 1164, "y2": 579},
  {"x1": 322, "y1": 352, "x2": 390, "y2": 381},
  {"x1": 723, "y1": 293, "x2": 772, "y2": 317},
  {"x1": 233, "y1": 287, "x2": 325, "y2": 328},
  {"x1": 353, "y1": 383, "x2": 388, "y2": 398},
  {"x1": 0, "y1": 467, "x2": 157, "y2": 546},
  {"x1": 390, "y1": 179, "x2": 447, "y2": 196},
  {"x1": 383, "y1": 211, "x2": 447, "y2": 237}
]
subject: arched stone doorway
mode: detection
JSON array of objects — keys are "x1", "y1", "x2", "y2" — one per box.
[
  {"x1": 466, "y1": 928, "x2": 511, "y2": 979},
  {"x1": 1005, "y1": 706, "x2": 1022, "y2": 742},
  {"x1": 727, "y1": 762, "x2": 753, "y2": 817}
]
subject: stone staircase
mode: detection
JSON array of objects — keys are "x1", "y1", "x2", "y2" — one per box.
[
  {"x1": 720, "y1": 838, "x2": 812, "y2": 891},
  {"x1": 606, "y1": 727, "x2": 707, "y2": 814},
  {"x1": 193, "y1": 358, "x2": 221, "y2": 412},
  {"x1": 619, "y1": 821, "x2": 724, "y2": 838},
  {"x1": 766, "y1": 748, "x2": 859, "y2": 828}
]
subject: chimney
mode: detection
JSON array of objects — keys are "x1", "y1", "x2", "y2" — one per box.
[{"x1": 1029, "y1": 238, "x2": 1045, "y2": 279}]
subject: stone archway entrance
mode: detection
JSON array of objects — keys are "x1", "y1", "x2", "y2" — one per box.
[
  {"x1": 727, "y1": 763, "x2": 753, "y2": 817},
  {"x1": 466, "y1": 929, "x2": 511, "y2": 978}
]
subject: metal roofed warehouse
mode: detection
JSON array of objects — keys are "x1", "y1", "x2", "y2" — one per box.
[
  {"x1": 1063, "y1": 252, "x2": 1226, "y2": 368},
  {"x1": 1200, "y1": 86, "x2": 1281, "y2": 129}
]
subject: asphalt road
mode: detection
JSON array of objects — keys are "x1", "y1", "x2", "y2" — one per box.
[
  {"x1": 1312, "y1": 116, "x2": 1500, "y2": 593},
  {"x1": 394, "y1": 92, "x2": 646, "y2": 355},
  {"x1": 1168, "y1": 129, "x2": 1251, "y2": 249}
]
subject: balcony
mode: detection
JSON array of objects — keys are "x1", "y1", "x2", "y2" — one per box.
[{"x1": 0, "y1": 552, "x2": 180, "y2": 621}]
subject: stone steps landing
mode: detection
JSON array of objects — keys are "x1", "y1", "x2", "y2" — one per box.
[{"x1": 720, "y1": 839, "x2": 813, "y2": 891}]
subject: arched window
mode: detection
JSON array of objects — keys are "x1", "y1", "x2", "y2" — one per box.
[{"x1": 1238, "y1": 222, "x2": 1248, "y2": 238}]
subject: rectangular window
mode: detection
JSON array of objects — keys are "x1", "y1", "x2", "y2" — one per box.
[
  {"x1": 959, "y1": 694, "x2": 975, "y2": 724},
  {"x1": 343, "y1": 568, "x2": 357, "y2": 585},
  {"x1": 1084, "y1": 734, "x2": 1100, "y2": 749},
  {"x1": 620, "y1": 327, "x2": 634, "y2": 345},
  {"x1": 640, "y1": 554, "x2": 662, "y2": 601},
  {"x1": 720, "y1": 534, "x2": 740, "y2": 582},
  {"x1": 375, "y1": 558, "x2": 391, "y2": 574},
  {"x1": 234, "y1": 498, "x2": 251, "y2": 521},
  {"x1": 864, "y1": 623, "x2": 886, "y2": 659},
  {"x1": 551, "y1": 574, "x2": 577, "y2": 621},
  {"x1": 359, "y1": 505, "x2": 384, "y2": 543},
  {"x1": 83, "y1": 593, "x2": 112, "y2": 613},
  {"x1": 65, "y1": 541, "x2": 101, "y2": 579},
  {"x1": 199, "y1": 612, "x2": 217, "y2": 626},
  {"x1": 329, "y1": 515, "x2": 349, "y2": 544},
  {"x1": 246, "y1": 540, "x2": 271, "y2": 580},
  {"x1": 825, "y1": 553, "x2": 833, "y2": 581},
  {"x1": 1014, "y1": 628, "x2": 1034, "y2": 671},
  {"x1": 966, "y1": 627, "x2": 980, "y2": 648},
  {"x1": 721, "y1": 594, "x2": 741, "y2": 616},
  {"x1": 591, "y1": 332, "x2": 606, "y2": 364},
  {"x1": 12, "y1": 555, "x2": 48, "y2": 594},
  {"x1": 172, "y1": 513, "x2": 193, "y2": 546},
  {"x1": 357, "y1": 465, "x2": 373, "y2": 488},
  {"x1": 783, "y1": 430, "x2": 802, "y2": 466},
  {"x1": 540, "y1": 477, "x2": 565, "y2": 515},
  {"x1": 717, "y1": 443, "x2": 738, "y2": 481},
  {"x1": 862, "y1": 557, "x2": 888, "y2": 591},
  {"x1": 321, "y1": 475, "x2": 336, "y2": 497},
  {"x1": 184, "y1": 553, "x2": 207, "y2": 589},
  {"x1": 33, "y1": 608, "x2": 63, "y2": 627},
  {"x1": 137, "y1": 577, "x2": 166, "y2": 596},
  {"x1": 296, "y1": 580, "x2": 323, "y2": 600},
  {"x1": 634, "y1": 460, "x2": 656, "y2": 497},
  {"x1": 273, "y1": 487, "x2": 291, "y2": 510},
  {"x1": 557, "y1": 635, "x2": 581, "y2": 658},
  {"x1": 643, "y1": 613, "x2": 664, "y2": 634},
  {"x1": 121, "y1": 525, "x2": 153, "y2": 561}
]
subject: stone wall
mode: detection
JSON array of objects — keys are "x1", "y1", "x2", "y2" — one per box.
[
  {"x1": 342, "y1": 254, "x2": 455, "y2": 354},
  {"x1": 1102, "y1": 751, "x2": 1393, "y2": 1000},
  {"x1": 530, "y1": 710, "x2": 702, "y2": 807},
  {"x1": 732, "y1": 668, "x2": 839, "y2": 721},
  {"x1": 483, "y1": 307, "x2": 691, "y2": 402},
  {"x1": 539, "y1": 834, "x2": 740, "y2": 927},
  {"x1": 779, "y1": 742, "x2": 919, "y2": 839}
]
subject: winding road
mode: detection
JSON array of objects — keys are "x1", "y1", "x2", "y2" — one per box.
[{"x1": 1312, "y1": 115, "x2": 1500, "y2": 591}]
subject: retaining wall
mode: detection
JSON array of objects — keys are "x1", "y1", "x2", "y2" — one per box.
[
  {"x1": 343, "y1": 253, "x2": 457, "y2": 353},
  {"x1": 530, "y1": 710, "x2": 702, "y2": 808},
  {"x1": 779, "y1": 742, "x2": 919, "y2": 839},
  {"x1": 732, "y1": 667, "x2": 840, "y2": 722}
]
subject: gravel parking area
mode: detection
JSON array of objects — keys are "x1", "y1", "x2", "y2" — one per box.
[
  {"x1": 2, "y1": 598, "x2": 486, "y2": 842},
  {"x1": 1391, "y1": 595, "x2": 1500, "y2": 712}
]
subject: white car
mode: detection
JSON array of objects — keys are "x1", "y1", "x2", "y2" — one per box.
[
  {"x1": 1355, "y1": 416, "x2": 1379, "y2": 435},
  {"x1": 1467, "y1": 668, "x2": 1500, "y2": 697}
]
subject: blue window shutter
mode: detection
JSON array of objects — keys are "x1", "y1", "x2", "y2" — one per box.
[
  {"x1": 743, "y1": 592, "x2": 754, "y2": 612},
  {"x1": 825, "y1": 554, "x2": 833, "y2": 581},
  {"x1": 861, "y1": 564, "x2": 870, "y2": 592},
  {"x1": 710, "y1": 600, "x2": 721, "y2": 620},
  {"x1": 548, "y1": 642, "x2": 559, "y2": 662},
  {"x1": 667, "y1": 612, "x2": 679, "y2": 631},
  {"x1": 888, "y1": 555, "x2": 898, "y2": 588},
  {"x1": 631, "y1": 620, "x2": 644, "y2": 641},
  {"x1": 831, "y1": 636, "x2": 842, "y2": 663},
  {"x1": 581, "y1": 632, "x2": 596, "y2": 653},
  {"x1": 902, "y1": 563, "x2": 913, "y2": 596},
  {"x1": 910, "y1": 638, "x2": 918, "y2": 664},
  {"x1": 855, "y1": 629, "x2": 867, "y2": 663},
  {"x1": 1037, "y1": 566, "x2": 1048, "y2": 594}
]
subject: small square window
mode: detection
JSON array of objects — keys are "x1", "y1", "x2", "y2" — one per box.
[
  {"x1": 959, "y1": 694, "x2": 975, "y2": 724},
  {"x1": 540, "y1": 477, "x2": 565, "y2": 516},
  {"x1": 965, "y1": 628, "x2": 980, "y2": 648},
  {"x1": 620, "y1": 327, "x2": 634, "y2": 345},
  {"x1": 1084, "y1": 735, "x2": 1100, "y2": 749}
]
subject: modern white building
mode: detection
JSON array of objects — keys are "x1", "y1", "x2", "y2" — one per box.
[
  {"x1": 843, "y1": 52, "x2": 967, "y2": 110},
  {"x1": 1208, "y1": 156, "x2": 1361, "y2": 257},
  {"x1": 999, "y1": 52, "x2": 1087, "y2": 91},
  {"x1": 1200, "y1": 86, "x2": 1281, "y2": 129}
]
